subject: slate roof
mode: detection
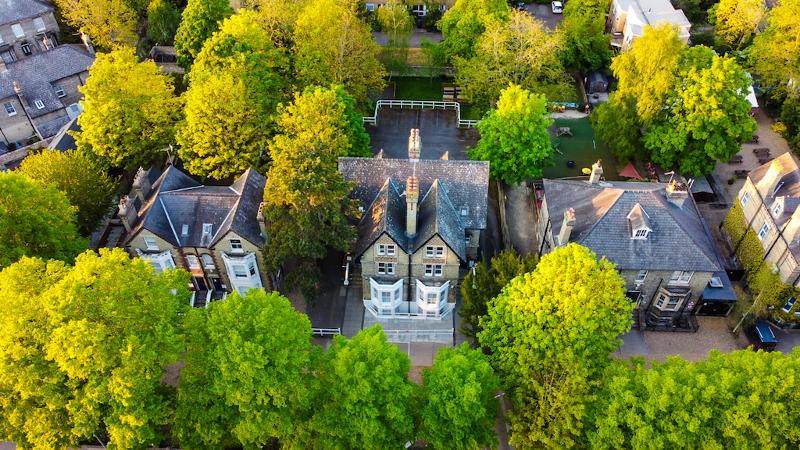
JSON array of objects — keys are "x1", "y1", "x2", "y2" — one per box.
[
  {"x1": 126, "y1": 166, "x2": 267, "y2": 248},
  {"x1": 747, "y1": 152, "x2": 800, "y2": 257},
  {"x1": 0, "y1": 0, "x2": 51, "y2": 26},
  {"x1": 0, "y1": 45, "x2": 94, "y2": 119},
  {"x1": 340, "y1": 157, "x2": 488, "y2": 261},
  {"x1": 544, "y1": 179, "x2": 721, "y2": 272},
  {"x1": 48, "y1": 117, "x2": 80, "y2": 151}
]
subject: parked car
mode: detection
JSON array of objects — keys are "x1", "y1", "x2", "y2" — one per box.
[
  {"x1": 551, "y1": 1, "x2": 563, "y2": 13},
  {"x1": 746, "y1": 320, "x2": 779, "y2": 351}
]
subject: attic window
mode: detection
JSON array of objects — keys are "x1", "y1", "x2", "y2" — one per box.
[
  {"x1": 626, "y1": 203, "x2": 652, "y2": 240},
  {"x1": 34, "y1": 99, "x2": 45, "y2": 110},
  {"x1": 772, "y1": 202, "x2": 782, "y2": 217},
  {"x1": 200, "y1": 223, "x2": 213, "y2": 246},
  {"x1": 181, "y1": 224, "x2": 189, "y2": 237},
  {"x1": 460, "y1": 207, "x2": 469, "y2": 216}
]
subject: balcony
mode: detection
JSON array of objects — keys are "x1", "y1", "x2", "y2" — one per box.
[{"x1": 363, "y1": 299, "x2": 454, "y2": 320}]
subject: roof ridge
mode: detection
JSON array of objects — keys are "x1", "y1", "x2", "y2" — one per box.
[
  {"x1": 659, "y1": 194, "x2": 721, "y2": 270},
  {"x1": 576, "y1": 190, "x2": 625, "y2": 243}
]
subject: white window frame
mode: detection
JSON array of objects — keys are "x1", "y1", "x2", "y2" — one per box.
[
  {"x1": 772, "y1": 202, "x2": 782, "y2": 217},
  {"x1": 415, "y1": 280, "x2": 450, "y2": 313},
  {"x1": 669, "y1": 271, "x2": 693, "y2": 285},
  {"x1": 221, "y1": 252, "x2": 263, "y2": 293},
  {"x1": 11, "y1": 23, "x2": 24, "y2": 38},
  {"x1": 54, "y1": 85, "x2": 66, "y2": 98},
  {"x1": 634, "y1": 270, "x2": 647, "y2": 285},
  {"x1": 425, "y1": 246, "x2": 445, "y2": 257},
  {"x1": 377, "y1": 262, "x2": 395, "y2": 275},
  {"x1": 740, "y1": 191, "x2": 750, "y2": 206},
  {"x1": 758, "y1": 223, "x2": 770, "y2": 241},
  {"x1": 201, "y1": 254, "x2": 215, "y2": 269},
  {"x1": 377, "y1": 243, "x2": 396, "y2": 256},
  {"x1": 425, "y1": 264, "x2": 443, "y2": 277},
  {"x1": 143, "y1": 236, "x2": 159, "y2": 251},
  {"x1": 655, "y1": 290, "x2": 685, "y2": 312},
  {"x1": 138, "y1": 249, "x2": 175, "y2": 274},
  {"x1": 386, "y1": 244, "x2": 396, "y2": 256},
  {"x1": 186, "y1": 255, "x2": 200, "y2": 269},
  {"x1": 368, "y1": 278, "x2": 403, "y2": 314},
  {"x1": 633, "y1": 229, "x2": 649, "y2": 239},
  {"x1": 230, "y1": 239, "x2": 243, "y2": 253},
  {"x1": 33, "y1": 17, "x2": 46, "y2": 32},
  {"x1": 232, "y1": 264, "x2": 247, "y2": 278},
  {"x1": 4, "y1": 102, "x2": 16, "y2": 116},
  {"x1": 34, "y1": 99, "x2": 44, "y2": 110},
  {"x1": 366, "y1": 2, "x2": 375, "y2": 11}
]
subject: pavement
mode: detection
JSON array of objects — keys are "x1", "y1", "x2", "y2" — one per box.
[
  {"x1": 367, "y1": 109, "x2": 477, "y2": 160},
  {"x1": 772, "y1": 327, "x2": 800, "y2": 355},
  {"x1": 503, "y1": 182, "x2": 539, "y2": 257},
  {"x1": 524, "y1": 3, "x2": 563, "y2": 29}
]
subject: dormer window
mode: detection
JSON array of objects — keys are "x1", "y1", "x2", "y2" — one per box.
[
  {"x1": 772, "y1": 201, "x2": 783, "y2": 217},
  {"x1": 200, "y1": 223, "x2": 213, "y2": 246},
  {"x1": 626, "y1": 203, "x2": 652, "y2": 240}
]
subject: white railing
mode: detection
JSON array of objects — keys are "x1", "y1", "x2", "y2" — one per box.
[
  {"x1": 204, "y1": 290, "x2": 212, "y2": 308},
  {"x1": 312, "y1": 327, "x2": 342, "y2": 337},
  {"x1": 363, "y1": 99, "x2": 478, "y2": 128},
  {"x1": 363, "y1": 300, "x2": 454, "y2": 320},
  {"x1": 190, "y1": 291, "x2": 196, "y2": 308},
  {"x1": 383, "y1": 328, "x2": 454, "y2": 343}
]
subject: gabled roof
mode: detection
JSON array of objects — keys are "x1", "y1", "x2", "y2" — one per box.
[
  {"x1": 0, "y1": 45, "x2": 94, "y2": 120},
  {"x1": 126, "y1": 166, "x2": 266, "y2": 248},
  {"x1": 544, "y1": 179, "x2": 721, "y2": 272},
  {"x1": 48, "y1": 117, "x2": 80, "y2": 151},
  {"x1": 353, "y1": 178, "x2": 407, "y2": 257},
  {"x1": 0, "y1": 0, "x2": 51, "y2": 26},
  {"x1": 416, "y1": 180, "x2": 466, "y2": 260}
]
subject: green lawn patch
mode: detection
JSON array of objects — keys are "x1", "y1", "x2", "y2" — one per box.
[
  {"x1": 544, "y1": 117, "x2": 621, "y2": 180},
  {"x1": 390, "y1": 77, "x2": 444, "y2": 101}
]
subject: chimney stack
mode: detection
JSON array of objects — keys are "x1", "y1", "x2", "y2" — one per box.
[
  {"x1": 406, "y1": 176, "x2": 419, "y2": 237},
  {"x1": 80, "y1": 33, "x2": 95, "y2": 56},
  {"x1": 756, "y1": 160, "x2": 784, "y2": 199},
  {"x1": 665, "y1": 179, "x2": 689, "y2": 207},
  {"x1": 408, "y1": 128, "x2": 420, "y2": 161},
  {"x1": 257, "y1": 201, "x2": 267, "y2": 238},
  {"x1": 589, "y1": 160, "x2": 603, "y2": 184},
  {"x1": 131, "y1": 167, "x2": 152, "y2": 203},
  {"x1": 118, "y1": 195, "x2": 137, "y2": 232},
  {"x1": 558, "y1": 208, "x2": 576, "y2": 245},
  {"x1": 782, "y1": 208, "x2": 800, "y2": 244}
]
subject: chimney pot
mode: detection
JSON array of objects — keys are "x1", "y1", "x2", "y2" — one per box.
[
  {"x1": 257, "y1": 202, "x2": 267, "y2": 239},
  {"x1": 589, "y1": 160, "x2": 603, "y2": 184},
  {"x1": 118, "y1": 195, "x2": 137, "y2": 232},
  {"x1": 408, "y1": 128, "x2": 421, "y2": 161}
]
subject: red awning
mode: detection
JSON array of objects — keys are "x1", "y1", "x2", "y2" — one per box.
[{"x1": 619, "y1": 161, "x2": 643, "y2": 179}]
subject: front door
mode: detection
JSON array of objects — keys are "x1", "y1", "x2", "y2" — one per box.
[{"x1": 211, "y1": 277, "x2": 223, "y2": 292}]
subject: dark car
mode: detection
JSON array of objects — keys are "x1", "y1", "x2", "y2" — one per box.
[{"x1": 746, "y1": 320, "x2": 779, "y2": 351}]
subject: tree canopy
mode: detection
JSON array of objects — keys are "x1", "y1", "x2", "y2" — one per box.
[
  {"x1": 55, "y1": 0, "x2": 138, "y2": 49},
  {"x1": 17, "y1": 149, "x2": 117, "y2": 235},
  {"x1": 175, "y1": 289, "x2": 313, "y2": 448},
  {"x1": 147, "y1": 0, "x2": 182, "y2": 45},
  {"x1": 0, "y1": 172, "x2": 85, "y2": 268},
  {"x1": 177, "y1": 10, "x2": 290, "y2": 179},
  {"x1": 0, "y1": 249, "x2": 188, "y2": 449},
  {"x1": 750, "y1": 0, "x2": 800, "y2": 99},
  {"x1": 291, "y1": 325, "x2": 416, "y2": 449},
  {"x1": 558, "y1": 0, "x2": 612, "y2": 70},
  {"x1": 377, "y1": 0, "x2": 414, "y2": 73},
  {"x1": 588, "y1": 349, "x2": 800, "y2": 449},
  {"x1": 460, "y1": 249, "x2": 537, "y2": 338},
  {"x1": 469, "y1": 84, "x2": 554, "y2": 184},
  {"x1": 174, "y1": 0, "x2": 233, "y2": 69},
  {"x1": 591, "y1": 93, "x2": 643, "y2": 161},
  {"x1": 455, "y1": 10, "x2": 571, "y2": 110},
  {"x1": 478, "y1": 244, "x2": 633, "y2": 448},
  {"x1": 261, "y1": 86, "x2": 358, "y2": 284},
  {"x1": 76, "y1": 48, "x2": 182, "y2": 170},
  {"x1": 710, "y1": 0, "x2": 766, "y2": 50},
  {"x1": 420, "y1": 343, "x2": 500, "y2": 450},
  {"x1": 294, "y1": 0, "x2": 386, "y2": 105},
  {"x1": 438, "y1": 0, "x2": 510, "y2": 61}
]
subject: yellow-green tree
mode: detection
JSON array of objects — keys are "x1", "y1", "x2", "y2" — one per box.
[
  {"x1": 750, "y1": 0, "x2": 800, "y2": 99},
  {"x1": 0, "y1": 249, "x2": 188, "y2": 449},
  {"x1": 177, "y1": 11, "x2": 290, "y2": 179},
  {"x1": 438, "y1": 0, "x2": 510, "y2": 61},
  {"x1": 478, "y1": 244, "x2": 633, "y2": 449},
  {"x1": 76, "y1": 48, "x2": 182, "y2": 170},
  {"x1": 174, "y1": 0, "x2": 233, "y2": 68},
  {"x1": 17, "y1": 149, "x2": 117, "y2": 235},
  {"x1": 710, "y1": 0, "x2": 766, "y2": 49},
  {"x1": 0, "y1": 172, "x2": 86, "y2": 268},
  {"x1": 377, "y1": 0, "x2": 414, "y2": 73},
  {"x1": 294, "y1": 0, "x2": 386, "y2": 105},
  {"x1": 55, "y1": 0, "x2": 138, "y2": 48}
]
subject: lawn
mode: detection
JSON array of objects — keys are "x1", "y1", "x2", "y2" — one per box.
[
  {"x1": 389, "y1": 77, "x2": 444, "y2": 101},
  {"x1": 543, "y1": 117, "x2": 621, "y2": 180}
]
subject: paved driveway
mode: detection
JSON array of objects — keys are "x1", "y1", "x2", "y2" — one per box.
[
  {"x1": 615, "y1": 317, "x2": 746, "y2": 362},
  {"x1": 525, "y1": 3, "x2": 563, "y2": 29}
]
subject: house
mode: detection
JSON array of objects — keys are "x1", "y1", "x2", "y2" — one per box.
[
  {"x1": 365, "y1": 0, "x2": 451, "y2": 17},
  {"x1": 535, "y1": 161, "x2": 723, "y2": 329},
  {"x1": 608, "y1": 0, "x2": 691, "y2": 50},
  {"x1": 735, "y1": 153, "x2": 800, "y2": 293},
  {"x1": 117, "y1": 165, "x2": 269, "y2": 305},
  {"x1": 0, "y1": 44, "x2": 94, "y2": 148},
  {"x1": 339, "y1": 129, "x2": 489, "y2": 322},
  {"x1": 0, "y1": 0, "x2": 60, "y2": 64}
]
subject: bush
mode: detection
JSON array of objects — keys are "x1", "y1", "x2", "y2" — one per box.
[{"x1": 690, "y1": 31, "x2": 715, "y2": 47}]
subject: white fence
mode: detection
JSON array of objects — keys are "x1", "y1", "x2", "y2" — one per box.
[
  {"x1": 312, "y1": 327, "x2": 342, "y2": 337},
  {"x1": 363, "y1": 100, "x2": 478, "y2": 128},
  {"x1": 383, "y1": 329, "x2": 454, "y2": 343}
]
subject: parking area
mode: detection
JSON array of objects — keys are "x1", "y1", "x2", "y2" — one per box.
[
  {"x1": 524, "y1": 3, "x2": 563, "y2": 29},
  {"x1": 366, "y1": 109, "x2": 477, "y2": 160}
]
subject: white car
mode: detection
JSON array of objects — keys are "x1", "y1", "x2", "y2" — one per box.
[{"x1": 551, "y1": 1, "x2": 563, "y2": 13}]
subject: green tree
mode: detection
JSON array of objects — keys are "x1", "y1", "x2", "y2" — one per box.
[
  {"x1": 291, "y1": 325, "x2": 416, "y2": 449},
  {"x1": 76, "y1": 48, "x2": 182, "y2": 170},
  {"x1": 750, "y1": 0, "x2": 800, "y2": 99},
  {"x1": 17, "y1": 149, "x2": 117, "y2": 235},
  {"x1": 709, "y1": 0, "x2": 766, "y2": 50},
  {"x1": 588, "y1": 349, "x2": 800, "y2": 449},
  {"x1": 55, "y1": 0, "x2": 138, "y2": 48},
  {"x1": 611, "y1": 24, "x2": 684, "y2": 125},
  {"x1": 478, "y1": 244, "x2": 633, "y2": 449},
  {"x1": 644, "y1": 49, "x2": 757, "y2": 176},
  {"x1": 377, "y1": 0, "x2": 414, "y2": 73},
  {"x1": 468, "y1": 84, "x2": 554, "y2": 184},
  {"x1": 0, "y1": 249, "x2": 188, "y2": 449},
  {"x1": 438, "y1": 0, "x2": 510, "y2": 61},
  {"x1": 420, "y1": 343, "x2": 500, "y2": 450},
  {"x1": 174, "y1": 0, "x2": 233, "y2": 69},
  {"x1": 0, "y1": 172, "x2": 85, "y2": 268},
  {"x1": 177, "y1": 10, "x2": 290, "y2": 179},
  {"x1": 262, "y1": 87, "x2": 358, "y2": 286},
  {"x1": 455, "y1": 10, "x2": 570, "y2": 110},
  {"x1": 591, "y1": 93, "x2": 643, "y2": 161},
  {"x1": 175, "y1": 290, "x2": 313, "y2": 448},
  {"x1": 294, "y1": 0, "x2": 386, "y2": 105},
  {"x1": 558, "y1": 0, "x2": 612, "y2": 71},
  {"x1": 147, "y1": 0, "x2": 181, "y2": 45},
  {"x1": 460, "y1": 249, "x2": 537, "y2": 338}
]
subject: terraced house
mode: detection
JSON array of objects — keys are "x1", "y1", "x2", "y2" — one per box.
[
  {"x1": 535, "y1": 161, "x2": 725, "y2": 330},
  {"x1": 339, "y1": 130, "x2": 489, "y2": 321},
  {"x1": 113, "y1": 166, "x2": 269, "y2": 306}
]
